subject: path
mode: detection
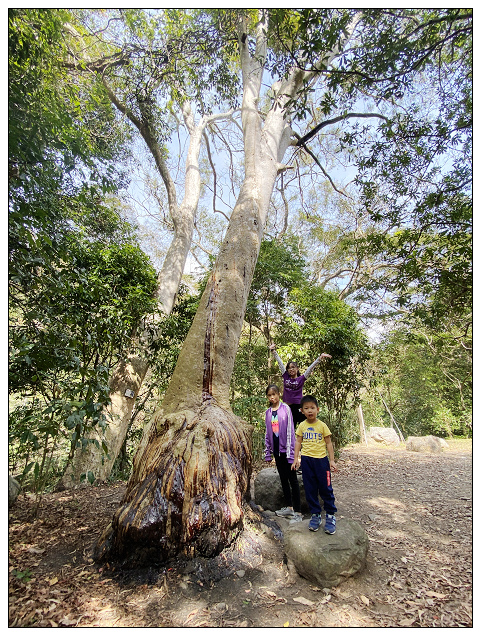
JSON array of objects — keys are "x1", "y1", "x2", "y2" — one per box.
[{"x1": 8, "y1": 441, "x2": 472, "y2": 627}]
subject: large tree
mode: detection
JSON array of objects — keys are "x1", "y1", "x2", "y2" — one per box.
[
  {"x1": 90, "y1": 8, "x2": 471, "y2": 564},
  {"x1": 63, "y1": 8, "x2": 472, "y2": 486},
  {"x1": 93, "y1": 9, "x2": 368, "y2": 565},
  {"x1": 58, "y1": 9, "x2": 240, "y2": 484}
]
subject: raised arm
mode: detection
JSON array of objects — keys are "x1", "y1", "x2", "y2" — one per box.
[
  {"x1": 304, "y1": 353, "x2": 332, "y2": 378},
  {"x1": 269, "y1": 343, "x2": 286, "y2": 374}
]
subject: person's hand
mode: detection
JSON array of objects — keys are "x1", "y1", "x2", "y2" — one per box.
[
  {"x1": 291, "y1": 458, "x2": 300, "y2": 470},
  {"x1": 320, "y1": 353, "x2": 332, "y2": 360},
  {"x1": 330, "y1": 460, "x2": 337, "y2": 472},
  {"x1": 269, "y1": 343, "x2": 276, "y2": 351}
]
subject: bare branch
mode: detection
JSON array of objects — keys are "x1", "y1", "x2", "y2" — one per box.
[
  {"x1": 202, "y1": 131, "x2": 230, "y2": 223},
  {"x1": 294, "y1": 137, "x2": 351, "y2": 199},
  {"x1": 295, "y1": 112, "x2": 389, "y2": 149}
]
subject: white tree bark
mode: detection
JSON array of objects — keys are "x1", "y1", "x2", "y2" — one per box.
[{"x1": 61, "y1": 93, "x2": 235, "y2": 488}]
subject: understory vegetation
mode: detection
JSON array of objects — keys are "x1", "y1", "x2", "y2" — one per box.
[{"x1": 9, "y1": 8, "x2": 472, "y2": 497}]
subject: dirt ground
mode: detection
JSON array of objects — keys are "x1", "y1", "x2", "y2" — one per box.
[{"x1": 9, "y1": 440, "x2": 472, "y2": 628}]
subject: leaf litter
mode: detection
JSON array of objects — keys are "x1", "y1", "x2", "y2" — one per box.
[{"x1": 9, "y1": 442, "x2": 472, "y2": 627}]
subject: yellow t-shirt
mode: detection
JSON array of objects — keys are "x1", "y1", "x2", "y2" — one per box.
[{"x1": 296, "y1": 419, "x2": 332, "y2": 459}]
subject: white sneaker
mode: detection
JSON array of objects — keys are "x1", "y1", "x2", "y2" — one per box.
[
  {"x1": 275, "y1": 507, "x2": 294, "y2": 517},
  {"x1": 289, "y1": 512, "x2": 303, "y2": 524}
]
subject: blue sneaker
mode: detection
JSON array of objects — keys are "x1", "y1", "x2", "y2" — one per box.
[
  {"x1": 308, "y1": 513, "x2": 321, "y2": 532},
  {"x1": 324, "y1": 514, "x2": 336, "y2": 534}
]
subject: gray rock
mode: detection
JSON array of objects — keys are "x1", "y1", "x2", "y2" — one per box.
[
  {"x1": 254, "y1": 467, "x2": 284, "y2": 511},
  {"x1": 9, "y1": 475, "x2": 21, "y2": 506},
  {"x1": 437, "y1": 436, "x2": 449, "y2": 449},
  {"x1": 406, "y1": 435, "x2": 446, "y2": 453},
  {"x1": 284, "y1": 518, "x2": 369, "y2": 588},
  {"x1": 254, "y1": 467, "x2": 311, "y2": 514},
  {"x1": 368, "y1": 427, "x2": 400, "y2": 446}
]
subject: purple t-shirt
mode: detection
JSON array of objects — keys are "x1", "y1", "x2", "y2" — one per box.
[{"x1": 282, "y1": 372, "x2": 306, "y2": 404}]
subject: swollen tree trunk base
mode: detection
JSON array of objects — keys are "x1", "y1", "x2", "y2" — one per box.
[{"x1": 93, "y1": 403, "x2": 252, "y2": 567}]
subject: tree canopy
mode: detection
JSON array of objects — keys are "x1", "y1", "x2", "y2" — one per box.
[
  {"x1": 9, "y1": 9, "x2": 471, "y2": 523},
  {"x1": 9, "y1": 8, "x2": 158, "y2": 494}
]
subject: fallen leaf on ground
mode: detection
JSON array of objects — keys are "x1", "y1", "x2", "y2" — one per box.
[
  {"x1": 293, "y1": 597, "x2": 314, "y2": 606},
  {"x1": 426, "y1": 591, "x2": 446, "y2": 599},
  {"x1": 60, "y1": 616, "x2": 76, "y2": 626},
  {"x1": 27, "y1": 547, "x2": 45, "y2": 555},
  {"x1": 399, "y1": 617, "x2": 416, "y2": 626},
  {"x1": 184, "y1": 608, "x2": 198, "y2": 624}
]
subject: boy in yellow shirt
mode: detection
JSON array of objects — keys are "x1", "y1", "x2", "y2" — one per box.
[{"x1": 292, "y1": 395, "x2": 337, "y2": 534}]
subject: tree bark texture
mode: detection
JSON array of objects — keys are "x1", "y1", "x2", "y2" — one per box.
[{"x1": 93, "y1": 403, "x2": 251, "y2": 565}]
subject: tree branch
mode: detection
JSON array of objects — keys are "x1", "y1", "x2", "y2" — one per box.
[
  {"x1": 292, "y1": 134, "x2": 350, "y2": 198},
  {"x1": 101, "y1": 77, "x2": 178, "y2": 215},
  {"x1": 295, "y1": 112, "x2": 389, "y2": 149}
]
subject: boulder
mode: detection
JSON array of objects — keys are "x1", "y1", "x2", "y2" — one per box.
[
  {"x1": 9, "y1": 475, "x2": 21, "y2": 506},
  {"x1": 368, "y1": 426, "x2": 400, "y2": 446},
  {"x1": 437, "y1": 436, "x2": 449, "y2": 449},
  {"x1": 254, "y1": 466, "x2": 311, "y2": 514},
  {"x1": 284, "y1": 517, "x2": 369, "y2": 588},
  {"x1": 406, "y1": 435, "x2": 447, "y2": 453}
]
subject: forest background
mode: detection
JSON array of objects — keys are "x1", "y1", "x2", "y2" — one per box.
[{"x1": 9, "y1": 8, "x2": 472, "y2": 504}]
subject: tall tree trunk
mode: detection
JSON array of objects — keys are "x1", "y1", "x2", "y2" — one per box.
[
  {"x1": 94, "y1": 19, "x2": 304, "y2": 566},
  {"x1": 61, "y1": 98, "x2": 233, "y2": 488},
  {"x1": 94, "y1": 11, "x2": 358, "y2": 565}
]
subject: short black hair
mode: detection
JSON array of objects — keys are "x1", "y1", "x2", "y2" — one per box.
[
  {"x1": 266, "y1": 384, "x2": 280, "y2": 395},
  {"x1": 300, "y1": 394, "x2": 318, "y2": 408}
]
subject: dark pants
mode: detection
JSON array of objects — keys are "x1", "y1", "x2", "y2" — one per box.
[
  {"x1": 288, "y1": 403, "x2": 304, "y2": 426},
  {"x1": 274, "y1": 452, "x2": 301, "y2": 513},
  {"x1": 302, "y1": 455, "x2": 337, "y2": 516}
]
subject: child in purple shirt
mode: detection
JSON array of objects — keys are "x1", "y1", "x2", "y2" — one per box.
[
  {"x1": 269, "y1": 343, "x2": 332, "y2": 426},
  {"x1": 264, "y1": 384, "x2": 302, "y2": 521}
]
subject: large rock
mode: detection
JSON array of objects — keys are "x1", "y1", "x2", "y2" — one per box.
[
  {"x1": 284, "y1": 518, "x2": 369, "y2": 588},
  {"x1": 406, "y1": 435, "x2": 447, "y2": 453},
  {"x1": 368, "y1": 426, "x2": 400, "y2": 446},
  {"x1": 254, "y1": 466, "x2": 311, "y2": 514},
  {"x1": 9, "y1": 475, "x2": 21, "y2": 506}
]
